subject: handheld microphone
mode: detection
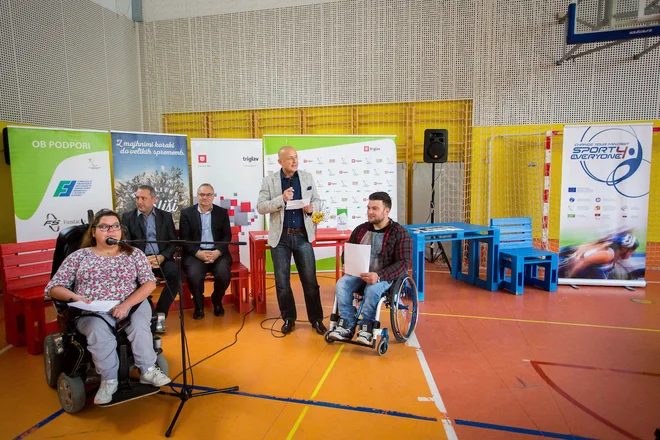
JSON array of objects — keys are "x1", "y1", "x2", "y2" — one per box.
[{"x1": 106, "y1": 238, "x2": 123, "y2": 245}]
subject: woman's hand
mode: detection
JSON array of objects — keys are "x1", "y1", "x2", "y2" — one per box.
[
  {"x1": 74, "y1": 294, "x2": 92, "y2": 304},
  {"x1": 111, "y1": 302, "x2": 131, "y2": 320}
]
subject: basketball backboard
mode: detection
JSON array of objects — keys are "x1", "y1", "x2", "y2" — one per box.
[{"x1": 567, "y1": 0, "x2": 660, "y2": 44}]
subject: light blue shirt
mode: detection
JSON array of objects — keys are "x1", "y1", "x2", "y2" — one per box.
[
  {"x1": 198, "y1": 205, "x2": 214, "y2": 250},
  {"x1": 137, "y1": 210, "x2": 159, "y2": 255}
]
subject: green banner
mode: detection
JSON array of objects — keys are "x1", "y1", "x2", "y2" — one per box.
[{"x1": 7, "y1": 126, "x2": 113, "y2": 242}]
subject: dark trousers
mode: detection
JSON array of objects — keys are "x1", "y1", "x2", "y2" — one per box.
[
  {"x1": 270, "y1": 231, "x2": 323, "y2": 323},
  {"x1": 183, "y1": 254, "x2": 232, "y2": 311},
  {"x1": 152, "y1": 258, "x2": 180, "y2": 316}
]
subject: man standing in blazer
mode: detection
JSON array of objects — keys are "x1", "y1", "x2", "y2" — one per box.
[
  {"x1": 180, "y1": 183, "x2": 233, "y2": 320},
  {"x1": 257, "y1": 146, "x2": 326, "y2": 336},
  {"x1": 121, "y1": 184, "x2": 179, "y2": 333}
]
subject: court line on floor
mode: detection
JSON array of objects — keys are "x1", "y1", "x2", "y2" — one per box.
[
  {"x1": 286, "y1": 344, "x2": 345, "y2": 439},
  {"x1": 419, "y1": 312, "x2": 660, "y2": 333},
  {"x1": 407, "y1": 333, "x2": 458, "y2": 440},
  {"x1": 13, "y1": 384, "x2": 439, "y2": 439},
  {"x1": 529, "y1": 361, "x2": 642, "y2": 440},
  {"x1": 0, "y1": 344, "x2": 14, "y2": 356},
  {"x1": 13, "y1": 409, "x2": 64, "y2": 440},
  {"x1": 527, "y1": 360, "x2": 660, "y2": 377},
  {"x1": 453, "y1": 419, "x2": 597, "y2": 440},
  {"x1": 171, "y1": 382, "x2": 438, "y2": 422}
]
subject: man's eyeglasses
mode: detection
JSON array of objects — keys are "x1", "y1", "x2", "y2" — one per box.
[
  {"x1": 197, "y1": 193, "x2": 214, "y2": 198},
  {"x1": 96, "y1": 223, "x2": 121, "y2": 231}
]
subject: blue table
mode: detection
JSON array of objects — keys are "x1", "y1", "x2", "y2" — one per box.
[{"x1": 404, "y1": 222, "x2": 500, "y2": 301}]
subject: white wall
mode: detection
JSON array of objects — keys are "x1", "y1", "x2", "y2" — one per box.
[
  {"x1": 142, "y1": 0, "x2": 343, "y2": 22},
  {"x1": 137, "y1": 0, "x2": 660, "y2": 132},
  {"x1": 0, "y1": 0, "x2": 141, "y2": 131}
]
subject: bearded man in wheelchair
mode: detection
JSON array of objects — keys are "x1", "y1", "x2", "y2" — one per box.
[
  {"x1": 45, "y1": 209, "x2": 171, "y2": 408},
  {"x1": 327, "y1": 192, "x2": 413, "y2": 345}
]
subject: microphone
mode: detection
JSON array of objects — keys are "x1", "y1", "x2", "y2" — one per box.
[{"x1": 106, "y1": 238, "x2": 124, "y2": 245}]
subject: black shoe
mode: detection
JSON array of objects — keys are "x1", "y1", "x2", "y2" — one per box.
[
  {"x1": 312, "y1": 320, "x2": 327, "y2": 335},
  {"x1": 214, "y1": 304, "x2": 225, "y2": 317},
  {"x1": 281, "y1": 319, "x2": 295, "y2": 334},
  {"x1": 193, "y1": 309, "x2": 204, "y2": 320}
]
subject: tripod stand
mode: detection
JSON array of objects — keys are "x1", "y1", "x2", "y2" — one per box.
[
  {"x1": 427, "y1": 162, "x2": 452, "y2": 270},
  {"x1": 118, "y1": 237, "x2": 240, "y2": 437}
]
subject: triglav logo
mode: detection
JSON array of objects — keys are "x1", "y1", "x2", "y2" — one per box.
[
  {"x1": 571, "y1": 126, "x2": 649, "y2": 198},
  {"x1": 243, "y1": 156, "x2": 259, "y2": 163},
  {"x1": 198, "y1": 155, "x2": 207, "y2": 163},
  {"x1": 53, "y1": 180, "x2": 92, "y2": 197},
  {"x1": 44, "y1": 213, "x2": 60, "y2": 232}
]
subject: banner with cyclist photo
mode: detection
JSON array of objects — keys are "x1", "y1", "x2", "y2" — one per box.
[
  {"x1": 558, "y1": 123, "x2": 652, "y2": 287},
  {"x1": 111, "y1": 131, "x2": 189, "y2": 227},
  {"x1": 5, "y1": 126, "x2": 113, "y2": 242}
]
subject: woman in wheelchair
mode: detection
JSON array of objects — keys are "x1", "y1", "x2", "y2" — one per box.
[
  {"x1": 327, "y1": 192, "x2": 412, "y2": 345},
  {"x1": 45, "y1": 209, "x2": 171, "y2": 405}
]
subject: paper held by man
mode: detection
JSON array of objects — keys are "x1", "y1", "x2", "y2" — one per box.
[
  {"x1": 285, "y1": 198, "x2": 310, "y2": 210},
  {"x1": 344, "y1": 243, "x2": 371, "y2": 276}
]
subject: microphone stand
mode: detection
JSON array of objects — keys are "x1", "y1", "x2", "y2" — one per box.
[{"x1": 114, "y1": 237, "x2": 245, "y2": 437}]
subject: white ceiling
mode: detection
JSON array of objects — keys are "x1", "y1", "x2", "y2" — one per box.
[{"x1": 89, "y1": 0, "x2": 133, "y2": 20}]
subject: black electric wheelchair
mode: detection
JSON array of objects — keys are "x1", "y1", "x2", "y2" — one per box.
[
  {"x1": 43, "y1": 217, "x2": 168, "y2": 413},
  {"x1": 323, "y1": 275, "x2": 418, "y2": 356}
]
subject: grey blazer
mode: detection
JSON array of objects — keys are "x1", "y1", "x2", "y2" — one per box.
[{"x1": 257, "y1": 169, "x2": 320, "y2": 247}]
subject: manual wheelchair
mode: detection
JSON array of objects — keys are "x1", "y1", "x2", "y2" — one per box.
[
  {"x1": 323, "y1": 275, "x2": 418, "y2": 356},
  {"x1": 43, "y1": 220, "x2": 168, "y2": 413}
]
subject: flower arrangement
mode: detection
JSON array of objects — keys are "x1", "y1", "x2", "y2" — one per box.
[{"x1": 311, "y1": 201, "x2": 330, "y2": 225}]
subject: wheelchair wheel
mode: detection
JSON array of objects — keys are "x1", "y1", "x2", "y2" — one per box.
[
  {"x1": 389, "y1": 276, "x2": 418, "y2": 343},
  {"x1": 323, "y1": 331, "x2": 335, "y2": 344},
  {"x1": 44, "y1": 333, "x2": 64, "y2": 388},
  {"x1": 57, "y1": 373, "x2": 86, "y2": 414},
  {"x1": 156, "y1": 353, "x2": 169, "y2": 376},
  {"x1": 377, "y1": 337, "x2": 388, "y2": 356}
]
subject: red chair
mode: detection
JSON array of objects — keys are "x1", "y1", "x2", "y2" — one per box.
[{"x1": 175, "y1": 226, "x2": 251, "y2": 313}]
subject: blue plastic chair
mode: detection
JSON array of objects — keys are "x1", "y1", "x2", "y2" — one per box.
[{"x1": 490, "y1": 217, "x2": 558, "y2": 295}]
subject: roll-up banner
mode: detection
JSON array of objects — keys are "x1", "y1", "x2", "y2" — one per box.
[
  {"x1": 558, "y1": 123, "x2": 652, "y2": 287},
  {"x1": 6, "y1": 126, "x2": 113, "y2": 242}
]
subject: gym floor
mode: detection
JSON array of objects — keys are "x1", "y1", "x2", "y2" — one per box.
[{"x1": 2, "y1": 266, "x2": 659, "y2": 440}]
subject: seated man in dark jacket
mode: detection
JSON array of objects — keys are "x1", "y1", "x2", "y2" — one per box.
[
  {"x1": 121, "y1": 185, "x2": 179, "y2": 333},
  {"x1": 328, "y1": 191, "x2": 412, "y2": 345},
  {"x1": 179, "y1": 183, "x2": 233, "y2": 320}
]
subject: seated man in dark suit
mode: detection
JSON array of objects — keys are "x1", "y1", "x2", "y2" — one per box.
[
  {"x1": 121, "y1": 184, "x2": 179, "y2": 333},
  {"x1": 179, "y1": 183, "x2": 233, "y2": 320}
]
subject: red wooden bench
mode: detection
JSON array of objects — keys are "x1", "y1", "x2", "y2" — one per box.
[{"x1": 0, "y1": 240, "x2": 58, "y2": 355}]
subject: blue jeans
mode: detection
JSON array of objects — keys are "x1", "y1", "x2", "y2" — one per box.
[
  {"x1": 335, "y1": 275, "x2": 392, "y2": 329},
  {"x1": 271, "y1": 231, "x2": 323, "y2": 323}
]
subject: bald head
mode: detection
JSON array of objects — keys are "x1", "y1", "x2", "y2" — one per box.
[{"x1": 277, "y1": 146, "x2": 298, "y2": 177}]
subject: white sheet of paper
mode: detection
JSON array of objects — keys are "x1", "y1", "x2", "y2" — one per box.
[
  {"x1": 344, "y1": 243, "x2": 371, "y2": 277},
  {"x1": 68, "y1": 300, "x2": 120, "y2": 313},
  {"x1": 285, "y1": 198, "x2": 310, "y2": 210}
]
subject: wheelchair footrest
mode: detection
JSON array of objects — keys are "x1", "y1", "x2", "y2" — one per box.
[{"x1": 99, "y1": 383, "x2": 160, "y2": 407}]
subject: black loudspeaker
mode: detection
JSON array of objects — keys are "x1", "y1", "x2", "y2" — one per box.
[{"x1": 423, "y1": 129, "x2": 448, "y2": 163}]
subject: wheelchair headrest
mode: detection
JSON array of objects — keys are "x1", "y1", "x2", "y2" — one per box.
[{"x1": 51, "y1": 222, "x2": 90, "y2": 277}]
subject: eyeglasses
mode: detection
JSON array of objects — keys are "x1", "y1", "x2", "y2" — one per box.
[
  {"x1": 197, "y1": 193, "x2": 214, "y2": 198},
  {"x1": 96, "y1": 223, "x2": 121, "y2": 231}
]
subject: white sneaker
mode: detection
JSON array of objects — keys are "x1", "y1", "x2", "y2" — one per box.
[
  {"x1": 356, "y1": 330, "x2": 373, "y2": 346},
  {"x1": 140, "y1": 366, "x2": 171, "y2": 387},
  {"x1": 94, "y1": 379, "x2": 118, "y2": 405},
  {"x1": 328, "y1": 326, "x2": 353, "y2": 341}
]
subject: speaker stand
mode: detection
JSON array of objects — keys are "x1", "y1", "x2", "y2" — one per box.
[{"x1": 426, "y1": 162, "x2": 452, "y2": 270}]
